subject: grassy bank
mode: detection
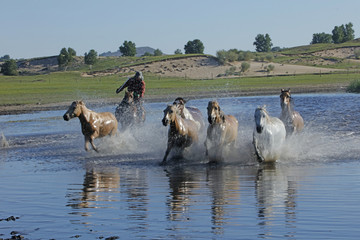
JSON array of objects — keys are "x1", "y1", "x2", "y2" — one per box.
[{"x1": 1, "y1": 72, "x2": 358, "y2": 106}]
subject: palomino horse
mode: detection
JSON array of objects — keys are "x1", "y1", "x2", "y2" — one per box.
[
  {"x1": 63, "y1": 101, "x2": 118, "y2": 152},
  {"x1": 115, "y1": 91, "x2": 145, "y2": 129},
  {"x1": 205, "y1": 100, "x2": 238, "y2": 162},
  {"x1": 253, "y1": 106, "x2": 286, "y2": 163},
  {"x1": 161, "y1": 104, "x2": 199, "y2": 165},
  {"x1": 173, "y1": 97, "x2": 204, "y2": 131},
  {"x1": 279, "y1": 89, "x2": 304, "y2": 136}
]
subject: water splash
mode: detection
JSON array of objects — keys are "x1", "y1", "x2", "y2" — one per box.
[{"x1": 1, "y1": 132, "x2": 9, "y2": 148}]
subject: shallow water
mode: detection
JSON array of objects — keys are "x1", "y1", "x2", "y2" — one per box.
[{"x1": 1, "y1": 93, "x2": 360, "y2": 239}]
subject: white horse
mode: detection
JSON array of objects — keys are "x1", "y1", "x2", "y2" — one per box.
[{"x1": 253, "y1": 106, "x2": 286, "y2": 163}]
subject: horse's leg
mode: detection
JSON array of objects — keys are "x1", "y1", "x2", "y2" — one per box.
[
  {"x1": 253, "y1": 134, "x2": 264, "y2": 162},
  {"x1": 161, "y1": 141, "x2": 173, "y2": 165},
  {"x1": 84, "y1": 136, "x2": 90, "y2": 151},
  {"x1": 204, "y1": 139, "x2": 209, "y2": 156},
  {"x1": 160, "y1": 139, "x2": 174, "y2": 165},
  {"x1": 89, "y1": 136, "x2": 99, "y2": 152}
]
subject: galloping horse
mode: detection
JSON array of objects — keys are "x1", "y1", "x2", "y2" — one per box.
[
  {"x1": 173, "y1": 97, "x2": 204, "y2": 131},
  {"x1": 63, "y1": 101, "x2": 118, "y2": 152},
  {"x1": 161, "y1": 104, "x2": 199, "y2": 165},
  {"x1": 279, "y1": 89, "x2": 304, "y2": 136},
  {"x1": 253, "y1": 106, "x2": 286, "y2": 163},
  {"x1": 205, "y1": 101, "x2": 238, "y2": 162},
  {"x1": 115, "y1": 91, "x2": 145, "y2": 129}
]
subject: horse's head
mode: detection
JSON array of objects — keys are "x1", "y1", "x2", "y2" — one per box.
[
  {"x1": 280, "y1": 89, "x2": 292, "y2": 107},
  {"x1": 123, "y1": 91, "x2": 134, "y2": 104},
  {"x1": 173, "y1": 97, "x2": 186, "y2": 115},
  {"x1": 254, "y1": 106, "x2": 268, "y2": 134},
  {"x1": 63, "y1": 101, "x2": 84, "y2": 121},
  {"x1": 162, "y1": 105, "x2": 177, "y2": 126},
  {"x1": 207, "y1": 101, "x2": 225, "y2": 124}
]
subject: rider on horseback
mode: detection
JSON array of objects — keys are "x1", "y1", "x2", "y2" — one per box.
[{"x1": 116, "y1": 71, "x2": 146, "y2": 121}]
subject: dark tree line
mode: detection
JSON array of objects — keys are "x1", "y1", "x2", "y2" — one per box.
[{"x1": 311, "y1": 22, "x2": 355, "y2": 44}]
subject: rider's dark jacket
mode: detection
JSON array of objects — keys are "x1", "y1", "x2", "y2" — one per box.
[{"x1": 119, "y1": 77, "x2": 145, "y2": 100}]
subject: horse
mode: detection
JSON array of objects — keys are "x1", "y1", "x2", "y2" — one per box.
[
  {"x1": 173, "y1": 97, "x2": 205, "y2": 131},
  {"x1": 205, "y1": 100, "x2": 238, "y2": 162},
  {"x1": 279, "y1": 89, "x2": 304, "y2": 136},
  {"x1": 161, "y1": 104, "x2": 199, "y2": 165},
  {"x1": 115, "y1": 91, "x2": 145, "y2": 129},
  {"x1": 253, "y1": 106, "x2": 286, "y2": 163},
  {"x1": 63, "y1": 100, "x2": 118, "y2": 152}
]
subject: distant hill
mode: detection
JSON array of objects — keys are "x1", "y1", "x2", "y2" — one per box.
[{"x1": 100, "y1": 47, "x2": 156, "y2": 57}]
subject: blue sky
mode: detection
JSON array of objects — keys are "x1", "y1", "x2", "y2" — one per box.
[{"x1": 2, "y1": 0, "x2": 360, "y2": 59}]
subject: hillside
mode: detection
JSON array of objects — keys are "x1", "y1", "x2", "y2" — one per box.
[
  {"x1": 99, "y1": 47, "x2": 156, "y2": 57},
  {"x1": 8, "y1": 40, "x2": 360, "y2": 79}
]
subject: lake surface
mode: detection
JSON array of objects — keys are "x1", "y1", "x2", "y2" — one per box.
[{"x1": 1, "y1": 93, "x2": 360, "y2": 239}]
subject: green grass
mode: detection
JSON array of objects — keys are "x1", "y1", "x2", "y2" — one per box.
[
  {"x1": 280, "y1": 39, "x2": 360, "y2": 55},
  {"x1": 1, "y1": 72, "x2": 358, "y2": 106}
]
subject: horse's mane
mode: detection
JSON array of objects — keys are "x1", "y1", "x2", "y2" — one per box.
[
  {"x1": 257, "y1": 105, "x2": 268, "y2": 113},
  {"x1": 173, "y1": 97, "x2": 187, "y2": 105}
]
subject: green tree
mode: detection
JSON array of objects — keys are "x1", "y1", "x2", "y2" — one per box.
[
  {"x1": 174, "y1": 49, "x2": 182, "y2": 54},
  {"x1": 84, "y1": 49, "x2": 98, "y2": 65},
  {"x1": 57, "y1": 47, "x2": 76, "y2": 68},
  {"x1": 0, "y1": 55, "x2": 10, "y2": 61},
  {"x1": 253, "y1": 34, "x2": 273, "y2": 52},
  {"x1": 311, "y1": 32, "x2": 332, "y2": 44},
  {"x1": 67, "y1": 47, "x2": 76, "y2": 62},
  {"x1": 332, "y1": 23, "x2": 355, "y2": 43},
  {"x1": 184, "y1": 39, "x2": 204, "y2": 54},
  {"x1": 119, "y1": 41, "x2": 136, "y2": 56},
  {"x1": 153, "y1": 49, "x2": 163, "y2": 56},
  {"x1": 332, "y1": 25, "x2": 344, "y2": 43},
  {"x1": 344, "y1": 22, "x2": 355, "y2": 42},
  {"x1": 58, "y1": 48, "x2": 69, "y2": 67},
  {"x1": 0, "y1": 59, "x2": 18, "y2": 76}
]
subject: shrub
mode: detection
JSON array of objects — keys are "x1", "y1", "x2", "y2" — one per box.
[
  {"x1": 225, "y1": 66, "x2": 237, "y2": 75},
  {"x1": 354, "y1": 49, "x2": 360, "y2": 59},
  {"x1": 241, "y1": 62, "x2": 250, "y2": 73},
  {"x1": 227, "y1": 51, "x2": 238, "y2": 62},
  {"x1": 266, "y1": 64, "x2": 275, "y2": 72},
  {"x1": 216, "y1": 50, "x2": 227, "y2": 64},
  {"x1": 265, "y1": 54, "x2": 274, "y2": 62},
  {"x1": 347, "y1": 79, "x2": 360, "y2": 93}
]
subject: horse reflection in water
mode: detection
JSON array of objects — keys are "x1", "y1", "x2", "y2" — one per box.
[
  {"x1": 255, "y1": 165, "x2": 298, "y2": 235},
  {"x1": 66, "y1": 166, "x2": 149, "y2": 230},
  {"x1": 63, "y1": 100, "x2": 118, "y2": 152},
  {"x1": 165, "y1": 166, "x2": 201, "y2": 221},
  {"x1": 253, "y1": 106, "x2": 286, "y2": 163},
  {"x1": 280, "y1": 89, "x2": 304, "y2": 136},
  {"x1": 66, "y1": 167, "x2": 121, "y2": 215},
  {"x1": 161, "y1": 104, "x2": 199, "y2": 165},
  {"x1": 115, "y1": 91, "x2": 145, "y2": 130},
  {"x1": 205, "y1": 100, "x2": 238, "y2": 163}
]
